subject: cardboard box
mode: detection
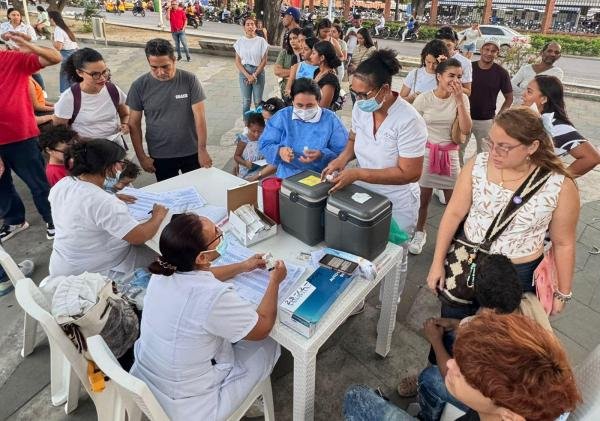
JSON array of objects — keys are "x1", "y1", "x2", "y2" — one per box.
[{"x1": 227, "y1": 182, "x2": 277, "y2": 247}]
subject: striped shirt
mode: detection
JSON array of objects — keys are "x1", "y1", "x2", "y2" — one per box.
[{"x1": 549, "y1": 114, "x2": 586, "y2": 157}]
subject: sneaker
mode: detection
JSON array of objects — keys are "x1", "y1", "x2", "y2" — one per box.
[
  {"x1": 0, "y1": 280, "x2": 14, "y2": 297},
  {"x1": 46, "y1": 222, "x2": 55, "y2": 240},
  {"x1": 397, "y1": 374, "x2": 418, "y2": 397},
  {"x1": 408, "y1": 231, "x2": 427, "y2": 255},
  {"x1": 435, "y1": 189, "x2": 446, "y2": 205},
  {"x1": 0, "y1": 222, "x2": 30, "y2": 241},
  {"x1": 186, "y1": 57, "x2": 191, "y2": 62},
  {"x1": 177, "y1": 56, "x2": 182, "y2": 61},
  {"x1": 244, "y1": 396, "x2": 264, "y2": 418}
]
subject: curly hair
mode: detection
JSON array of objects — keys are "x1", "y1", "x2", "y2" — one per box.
[
  {"x1": 494, "y1": 107, "x2": 573, "y2": 179},
  {"x1": 454, "y1": 311, "x2": 581, "y2": 420},
  {"x1": 420, "y1": 39, "x2": 449, "y2": 67},
  {"x1": 475, "y1": 254, "x2": 522, "y2": 314}
]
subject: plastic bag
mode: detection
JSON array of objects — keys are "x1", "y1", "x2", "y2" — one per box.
[{"x1": 388, "y1": 218, "x2": 410, "y2": 245}]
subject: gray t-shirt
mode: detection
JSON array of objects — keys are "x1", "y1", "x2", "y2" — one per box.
[{"x1": 127, "y1": 69, "x2": 206, "y2": 159}]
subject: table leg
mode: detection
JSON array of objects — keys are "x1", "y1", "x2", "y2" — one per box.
[
  {"x1": 376, "y1": 247, "x2": 406, "y2": 357},
  {"x1": 292, "y1": 351, "x2": 317, "y2": 421}
]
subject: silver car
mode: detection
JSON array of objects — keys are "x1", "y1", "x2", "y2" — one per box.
[{"x1": 458, "y1": 25, "x2": 531, "y2": 54}]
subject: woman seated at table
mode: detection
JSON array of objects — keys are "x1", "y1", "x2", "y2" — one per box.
[
  {"x1": 259, "y1": 78, "x2": 348, "y2": 178},
  {"x1": 131, "y1": 214, "x2": 287, "y2": 420},
  {"x1": 49, "y1": 139, "x2": 168, "y2": 280}
]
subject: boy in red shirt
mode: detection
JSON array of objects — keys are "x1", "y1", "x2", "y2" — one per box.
[
  {"x1": 167, "y1": 1, "x2": 191, "y2": 62},
  {"x1": 38, "y1": 126, "x2": 78, "y2": 187},
  {"x1": 0, "y1": 33, "x2": 61, "y2": 241}
]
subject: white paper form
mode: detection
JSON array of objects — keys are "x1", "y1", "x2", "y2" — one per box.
[
  {"x1": 160, "y1": 187, "x2": 207, "y2": 213},
  {"x1": 120, "y1": 187, "x2": 177, "y2": 220},
  {"x1": 214, "y1": 237, "x2": 306, "y2": 305}
]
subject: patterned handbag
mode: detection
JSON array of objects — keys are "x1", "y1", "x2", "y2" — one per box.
[{"x1": 439, "y1": 166, "x2": 552, "y2": 307}]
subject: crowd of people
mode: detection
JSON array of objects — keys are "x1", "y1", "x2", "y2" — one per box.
[{"x1": 1, "y1": 5, "x2": 598, "y2": 420}]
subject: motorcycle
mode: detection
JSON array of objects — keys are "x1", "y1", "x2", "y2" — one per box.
[
  {"x1": 132, "y1": 3, "x2": 145, "y2": 17},
  {"x1": 187, "y1": 14, "x2": 199, "y2": 29}
]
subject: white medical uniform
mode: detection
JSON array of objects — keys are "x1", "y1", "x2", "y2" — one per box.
[
  {"x1": 130, "y1": 270, "x2": 280, "y2": 421},
  {"x1": 48, "y1": 176, "x2": 155, "y2": 279},
  {"x1": 351, "y1": 93, "x2": 428, "y2": 236}
]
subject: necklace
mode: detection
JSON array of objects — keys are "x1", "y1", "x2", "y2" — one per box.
[{"x1": 500, "y1": 165, "x2": 531, "y2": 188}]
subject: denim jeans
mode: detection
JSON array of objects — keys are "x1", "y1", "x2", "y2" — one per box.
[
  {"x1": 0, "y1": 138, "x2": 52, "y2": 226},
  {"x1": 514, "y1": 255, "x2": 543, "y2": 293},
  {"x1": 171, "y1": 31, "x2": 190, "y2": 60},
  {"x1": 59, "y1": 49, "x2": 77, "y2": 93},
  {"x1": 343, "y1": 385, "x2": 415, "y2": 421},
  {"x1": 31, "y1": 72, "x2": 45, "y2": 91},
  {"x1": 418, "y1": 366, "x2": 469, "y2": 421},
  {"x1": 239, "y1": 64, "x2": 265, "y2": 119}
]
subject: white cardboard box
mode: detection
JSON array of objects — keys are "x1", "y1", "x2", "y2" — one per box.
[{"x1": 227, "y1": 182, "x2": 277, "y2": 247}]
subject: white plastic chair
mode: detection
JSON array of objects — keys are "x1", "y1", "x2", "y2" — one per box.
[
  {"x1": 15, "y1": 278, "x2": 120, "y2": 418},
  {"x1": 87, "y1": 334, "x2": 275, "y2": 421},
  {"x1": 0, "y1": 245, "x2": 38, "y2": 358},
  {"x1": 570, "y1": 343, "x2": 600, "y2": 419}
]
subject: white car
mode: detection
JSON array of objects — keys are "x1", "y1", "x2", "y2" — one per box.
[{"x1": 458, "y1": 25, "x2": 531, "y2": 54}]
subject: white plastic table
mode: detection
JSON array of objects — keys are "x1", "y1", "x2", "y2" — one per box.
[{"x1": 143, "y1": 168, "x2": 406, "y2": 421}]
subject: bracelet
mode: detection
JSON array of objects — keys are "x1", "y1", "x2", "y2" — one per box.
[{"x1": 553, "y1": 290, "x2": 573, "y2": 303}]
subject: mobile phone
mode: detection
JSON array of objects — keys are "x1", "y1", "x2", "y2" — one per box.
[{"x1": 319, "y1": 254, "x2": 359, "y2": 275}]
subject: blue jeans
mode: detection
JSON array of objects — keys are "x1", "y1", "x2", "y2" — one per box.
[
  {"x1": 0, "y1": 138, "x2": 52, "y2": 226},
  {"x1": 418, "y1": 366, "x2": 469, "y2": 421},
  {"x1": 343, "y1": 385, "x2": 415, "y2": 421},
  {"x1": 172, "y1": 31, "x2": 190, "y2": 59},
  {"x1": 239, "y1": 64, "x2": 265, "y2": 119},
  {"x1": 59, "y1": 49, "x2": 77, "y2": 93}
]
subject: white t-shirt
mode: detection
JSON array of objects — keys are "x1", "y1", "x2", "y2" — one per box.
[
  {"x1": 351, "y1": 94, "x2": 427, "y2": 230},
  {"x1": 233, "y1": 35, "x2": 269, "y2": 66},
  {"x1": 345, "y1": 26, "x2": 359, "y2": 53},
  {"x1": 511, "y1": 64, "x2": 564, "y2": 105},
  {"x1": 49, "y1": 177, "x2": 140, "y2": 277},
  {"x1": 412, "y1": 90, "x2": 470, "y2": 143},
  {"x1": 54, "y1": 84, "x2": 127, "y2": 138},
  {"x1": 403, "y1": 67, "x2": 437, "y2": 95},
  {"x1": 131, "y1": 270, "x2": 258, "y2": 420},
  {"x1": 463, "y1": 28, "x2": 480, "y2": 44},
  {"x1": 451, "y1": 51, "x2": 473, "y2": 83},
  {"x1": 54, "y1": 26, "x2": 78, "y2": 50}
]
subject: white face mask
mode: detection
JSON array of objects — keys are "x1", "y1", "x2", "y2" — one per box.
[{"x1": 293, "y1": 106, "x2": 320, "y2": 122}]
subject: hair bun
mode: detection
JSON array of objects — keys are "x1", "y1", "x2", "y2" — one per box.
[{"x1": 371, "y1": 49, "x2": 402, "y2": 75}]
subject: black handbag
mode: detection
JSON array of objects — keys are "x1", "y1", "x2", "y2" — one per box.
[{"x1": 439, "y1": 166, "x2": 552, "y2": 307}]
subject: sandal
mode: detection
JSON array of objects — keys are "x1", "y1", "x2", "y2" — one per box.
[{"x1": 397, "y1": 374, "x2": 418, "y2": 398}]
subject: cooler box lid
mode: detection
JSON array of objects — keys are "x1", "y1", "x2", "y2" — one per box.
[
  {"x1": 327, "y1": 183, "x2": 391, "y2": 222},
  {"x1": 281, "y1": 170, "x2": 331, "y2": 202}
]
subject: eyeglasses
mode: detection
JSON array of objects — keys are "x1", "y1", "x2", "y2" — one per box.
[
  {"x1": 50, "y1": 148, "x2": 67, "y2": 154},
  {"x1": 350, "y1": 86, "x2": 382, "y2": 101},
  {"x1": 79, "y1": 68, "x2": 111, "y2": 81},
  {"x1": 484, "y1": 137, "x2": 523, "y2": 157},
  {"x1": 262, "y1": 103, "x2": 276, "y2": 112},
  {"x1": 205, "y1": 228, "x2": 223, "y2": 249}
]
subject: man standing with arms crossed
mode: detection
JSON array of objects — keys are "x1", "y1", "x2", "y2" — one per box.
[
  {"x1": 0, "y1": 33, "x2": 61, "y2": 242},
  {"x1": 128, "y1": 39, "x2": 212, "y2": 182},
  {"x1": 166, "y1": 1, "x2": 191, "y2": 62},
  {"x1": 460, "y1": 38, "x2": 513, "y2": 164}
]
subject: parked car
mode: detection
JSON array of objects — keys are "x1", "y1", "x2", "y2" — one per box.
[{"x1": 458, "y1": 25, "x2": 531, "y2": 54}]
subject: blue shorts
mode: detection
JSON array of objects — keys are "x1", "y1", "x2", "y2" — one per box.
[{"x1": 463, "y1": 42, "x2": 476, "y2": 52}]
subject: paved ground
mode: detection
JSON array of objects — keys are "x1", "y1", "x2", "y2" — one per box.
[{"x1": 1, "y1": 42, "x2": 600, "y2": 420}]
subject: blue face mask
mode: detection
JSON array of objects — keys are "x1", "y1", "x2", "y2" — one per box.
[
  {"x1": 356, "y1": 87, "x2": 383, "y2": 113},
  {"x1": 203, "y1": 233, "x2": 228, "y2": 258},
  {"x1": 103, "y1": 170, "x2": 121, "y2": 192}
]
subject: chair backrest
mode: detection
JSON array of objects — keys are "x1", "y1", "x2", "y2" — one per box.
[
  {"x1": 0, "y1": 245, "x2": 26, "y2": 286},
  {"x1": 15, "y1": 279, "x2": 106, "y2": 399},
  {"x1": 571, "y1": 343, "x2": 600, "y2": 419},
  {"x1": 87, "y1": 335, "x2": 170, "y2": 421}
]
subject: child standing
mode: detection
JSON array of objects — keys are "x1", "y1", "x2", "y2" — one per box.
[
  {"x1": 233, "y1": 113, "x2": 275, "y2": 182},
  {"x1": 38, "y1": 126, "x2": 78, "y2": 187}
]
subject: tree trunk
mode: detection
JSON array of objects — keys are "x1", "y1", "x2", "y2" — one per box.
[
  {"x1": 47, "y1": 0, "x2": 69, "y2": 12},
  {"x1": 254, "y1": 0, "x2": 283, "y2": 46}
]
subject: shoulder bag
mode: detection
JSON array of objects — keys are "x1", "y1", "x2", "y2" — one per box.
[{"x1": 439, "y1": 166, "x2": 552, "y2": 307}]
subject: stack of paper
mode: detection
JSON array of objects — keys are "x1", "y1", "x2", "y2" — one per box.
[
  {"x1": 214, "y1": 237, "x2": 305, "y2": 305},
  {"x1": 121, "y1": 187, "x2": 208, "y2": 220}
]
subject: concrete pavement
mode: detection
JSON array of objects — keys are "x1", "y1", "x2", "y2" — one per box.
[{"x1": 1, "y1": 42, "x2": 600, "y2": 420}]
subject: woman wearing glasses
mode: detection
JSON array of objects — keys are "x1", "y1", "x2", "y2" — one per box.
[
  {"x1": 49, "y1": 139, "x2": 168, "y2": 280},
  {"x1": 427, "y1": 107, "x2": 579, "y2": 317},
  {"x1": 131, "y1": 214, "x2": 286, "y2": 420},
  {"x1": 53, "y1": 48, "x2": 130, "y2": 148}
]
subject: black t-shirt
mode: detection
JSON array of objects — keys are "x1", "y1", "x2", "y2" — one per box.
[
  {"x1": 314, "y1": 69, "x2": 340, "y2": 109},
  {"x1": 470, "y1": 62, "x2": 512, "y2": 121}
]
